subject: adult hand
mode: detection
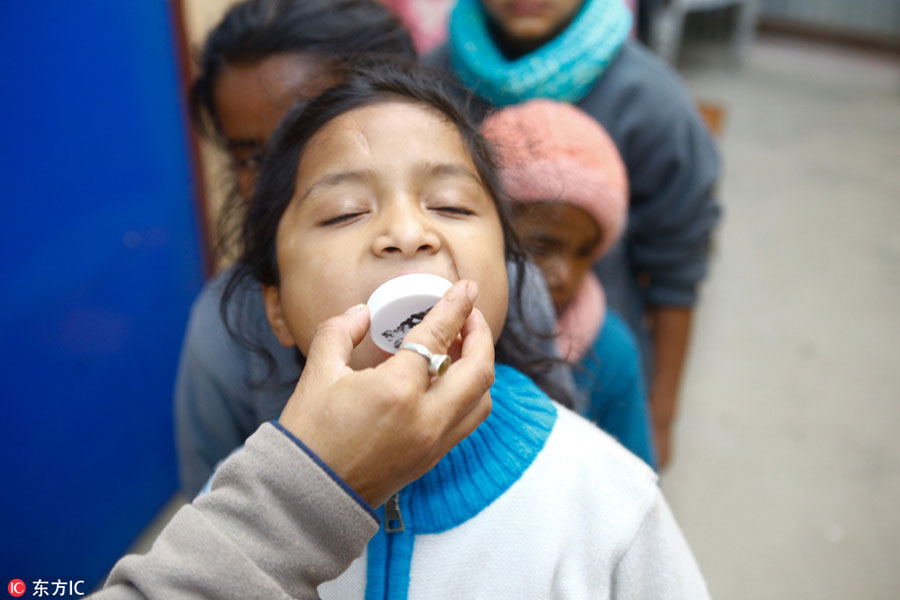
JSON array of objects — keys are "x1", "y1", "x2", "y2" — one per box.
[{"x1": 279, "y1": 280, "x2": 494, "y2": 508}]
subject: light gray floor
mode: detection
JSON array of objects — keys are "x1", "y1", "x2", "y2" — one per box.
[
  {"x1": 125, "y1": 34, "x2": 900, "y2": 598},
  {"x1": 665, "y1": 34, "x2": 900, "y2": 599}
]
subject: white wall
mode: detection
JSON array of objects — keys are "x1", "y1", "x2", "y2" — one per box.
[{"x1": 759, "y1": 0, "x2": 900, "y2": 39}]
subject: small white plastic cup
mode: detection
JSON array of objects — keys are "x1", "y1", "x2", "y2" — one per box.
[{"x1": 366, "y1": 273, "x2": 454, "y2": 353}]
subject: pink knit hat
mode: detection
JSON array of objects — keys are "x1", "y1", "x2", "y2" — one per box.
[
  {"x1": 482, "y1": 100, "x2": 629, "y2": 361},
  {"x1": 481, "y1": 99, "x2": 628, "y2": 258}
]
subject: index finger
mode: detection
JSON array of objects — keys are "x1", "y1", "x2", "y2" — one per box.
[
  {"x1": 384, "y1": 279, "x2": 477, "y2": 386},
  {"x1": 424, "y1": 306, "x2": 495, "y2": 422},
  {"x1": 412, "y1": 307, "x2": 495, "y2": 460}
]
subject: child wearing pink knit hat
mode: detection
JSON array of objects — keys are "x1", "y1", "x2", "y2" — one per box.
[{"x1": 483, "y1": 99, "x2": 655, "y2": 469}]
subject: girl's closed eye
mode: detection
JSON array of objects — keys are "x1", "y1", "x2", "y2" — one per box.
[
  {"x1": 425, "y1": 189, "x2": 479, "y2": 218},
  {"x1": 319, "y1": 210, "x2": 369, "y2": 227},
  {"x1": 311, "y1": 189, "x2": 375, "y2": 228},
  {"x1": 524, "y1": 235, "x2": 562, "y2": 257},
  {"x1": 434, "y1": 205, "x2": 474, "y2": 216}
]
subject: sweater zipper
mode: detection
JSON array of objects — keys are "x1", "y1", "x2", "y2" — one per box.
[
  {"x1": 383, "y1": 493, "x2": 405, "y2": 599},
  {"x1": 385, "y1": 492, "x2": 405, "y2": 532}
]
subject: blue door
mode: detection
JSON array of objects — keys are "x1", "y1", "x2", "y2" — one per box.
[{"x1": 1, "y1": 1, "x2": 206, "y2": 591}]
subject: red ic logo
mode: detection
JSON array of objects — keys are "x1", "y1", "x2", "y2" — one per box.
[{"x1": 7, "y1": 579, "x2": 26, "y2": 597}]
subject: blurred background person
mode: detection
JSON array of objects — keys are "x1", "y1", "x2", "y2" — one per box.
[
  {"x1": 381, "y1": 0, "x2": 648, "y2": 54},
  {"x1": 483, "y1": 99, "x2": 657, "y2": 470},
  {"x1": 176, "y1": 0, "x2": 418, "y2": 496},
  {"x1": 429, "y1": 0, "x2": 721, "y2": 468}
]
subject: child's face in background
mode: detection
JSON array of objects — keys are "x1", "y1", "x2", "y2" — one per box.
[
  {"x1": 214, "y1": 52, "x2": 339, "y2": 200},
  {"x1": 512, "y1": 202, "x2": 601, "y2": 314},
  {"x1": 263, "y1": 101, "x2": 509, "y2": 369},
  {"x1": 481, "y1": 0, "x2": 584, "y2": 42}
]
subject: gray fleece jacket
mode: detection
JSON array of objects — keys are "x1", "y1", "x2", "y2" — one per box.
[{"x1": 94, "y1": 422, "x2": 378, "y2": 600}]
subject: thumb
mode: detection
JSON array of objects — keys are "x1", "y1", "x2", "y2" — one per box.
[{"x1": 304, "y1": 304, "x2": 370, "y2": 382}]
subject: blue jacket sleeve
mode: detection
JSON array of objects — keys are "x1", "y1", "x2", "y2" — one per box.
[
  {"x1": 577, "y1": 312, "x2": 657, "y2": 470},
  {"x1": 175, "y1": 267, "x2": 303, "y2": 497},
  {"x1": 174, "y1": 270, "x2": 260, "y2": 497}
]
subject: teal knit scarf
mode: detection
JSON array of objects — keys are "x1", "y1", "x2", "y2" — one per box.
[{"x1": 448, "y1": 0, "x2": 632, "y2": 106}]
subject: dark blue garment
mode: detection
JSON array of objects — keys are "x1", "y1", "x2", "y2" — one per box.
[{"x1": 575, "y1": 311, "x2": 657, "y2": 470}]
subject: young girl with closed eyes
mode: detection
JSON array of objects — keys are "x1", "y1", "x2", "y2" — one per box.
[
  {"x1": 176, "y1": 0, "x2": 574, "y2": 498},
  {"x1": 218, "y1": 62, "x2": 709, "y2": 599}
]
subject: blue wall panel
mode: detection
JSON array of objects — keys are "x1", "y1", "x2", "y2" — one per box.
[{"x1": 0, "y1": 1, "x2": 205, "y2": 590}]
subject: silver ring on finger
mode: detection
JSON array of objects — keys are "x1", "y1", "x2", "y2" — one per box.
[{"x1": 399, "y1": 342, "x2": 451, "y2": 377}]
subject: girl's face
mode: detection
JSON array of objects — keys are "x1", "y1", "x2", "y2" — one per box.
[
  {"x1": 511, "y1": 202, "x2": 601, "y2": 314},
  {"x1": 481, "y1": 0, "x2": 584, "y2": 42},
  {"x1": 263, "y1": 101, "x2": 509, "y2": 369},
  {"x1": 213, "y1": 53, "x2": 339, "y2": 200}
]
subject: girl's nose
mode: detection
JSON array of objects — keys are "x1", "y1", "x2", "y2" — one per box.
[
  {"x1": 371, "y1": 199, "x2": 441, "y2": 258},
  {"x1": 543, "y1": 256, "x2": 573, "y2": 292}
]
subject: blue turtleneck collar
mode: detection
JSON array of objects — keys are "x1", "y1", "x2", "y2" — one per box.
[
  {"x1": 394, "y1": 363, "x2": 557, "y2": 533},
  {"x1": 363, "y1": 365, "x2": 558, "y2": 599}
]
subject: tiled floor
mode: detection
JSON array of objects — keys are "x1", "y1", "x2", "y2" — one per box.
[{"x1": 665, "y1": 34, "x2": 900, "y2": 599}]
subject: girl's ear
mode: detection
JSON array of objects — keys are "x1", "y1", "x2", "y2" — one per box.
[{"x1": 262, "y1": 285, "x2": 297, "y2": 347}]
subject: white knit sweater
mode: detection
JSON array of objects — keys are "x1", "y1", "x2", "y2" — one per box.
[
  {"x1": 98, "y1": 366, "x2": 707, "y2": 600},
  {"x1": 319, "y1": 406, "x2": 709, "y2": 599}
]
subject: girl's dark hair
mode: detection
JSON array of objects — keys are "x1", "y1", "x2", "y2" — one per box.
[
  {"x1": 222, "y1": 58, "x2": 574, "y2": 408},
  {"x1": 189, "y1": 0, "x2": 416, "y2": 137}
]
